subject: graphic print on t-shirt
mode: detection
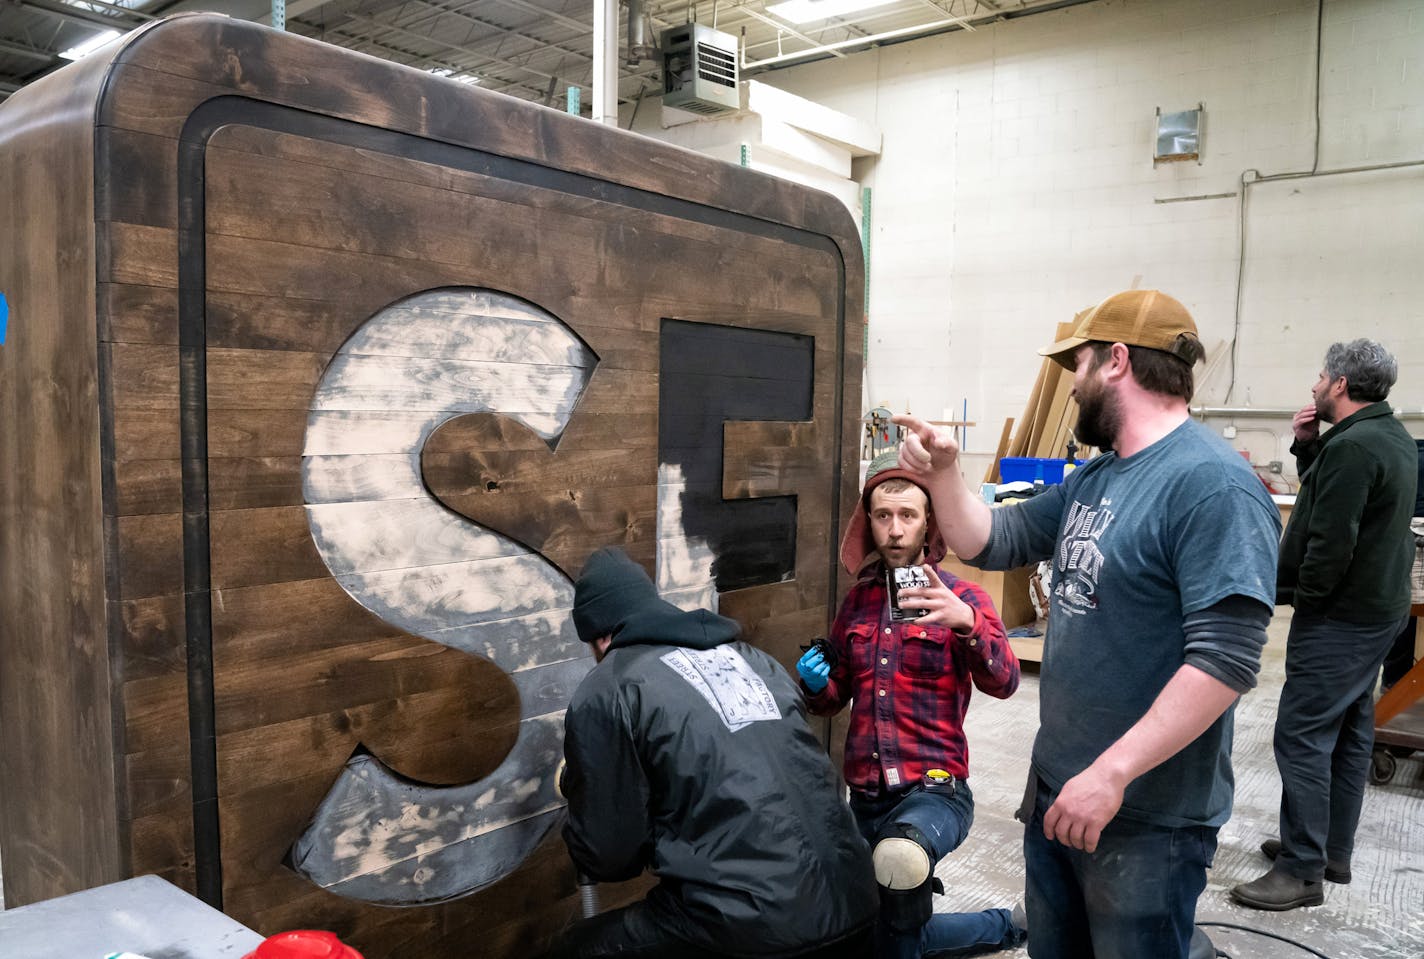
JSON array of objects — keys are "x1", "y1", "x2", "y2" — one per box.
[
  {"x1": 661, "y1": 646, "x2": 782, "y2": 731},
  {"x1": 1054, "y1": 497, "x2": 1116, "y2": 617}
]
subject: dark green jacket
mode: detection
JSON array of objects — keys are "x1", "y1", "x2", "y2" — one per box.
[{"x1": 1278, "y1": 401, "x2": 1418, "y2": 622}]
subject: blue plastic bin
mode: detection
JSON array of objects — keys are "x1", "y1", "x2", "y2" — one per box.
[{"x1": 999, "y1": 457, "x2": 1082, "y2": 485}]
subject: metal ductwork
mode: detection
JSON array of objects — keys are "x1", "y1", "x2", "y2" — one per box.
[{"x1": 626, "y1": 0, "x2": 655, "y2": 63}]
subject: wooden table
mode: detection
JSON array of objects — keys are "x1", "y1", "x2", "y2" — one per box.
[{"x1": 940, "y1": 553, "x2": 1041, "y2": 662}]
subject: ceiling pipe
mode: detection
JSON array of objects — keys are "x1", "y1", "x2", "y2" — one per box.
[
  {"x1": 741, "y1": 5, "x2": 846, "y2": 59},
  {"x1": 742, "y1": 0, "x2": 1101, "y2": 71},
  {"x1": 591, "y1": 0, "x2": 619, "y2": 124},
  {"x1": 627, "y1": 0, "x2": 656, "y2": 63},
  {"x1": 1192, "y1": 406, "x2": 1424, "y2": 421},
  {"x1": 0, "y1": 38, "x2": 56, "y2": 62},
  {"x1": 17, "y1": 0, "x2": 148, "y2": 32},
  {"x1": 743, "y1": 14, "x2": 961, "y2": 68}
]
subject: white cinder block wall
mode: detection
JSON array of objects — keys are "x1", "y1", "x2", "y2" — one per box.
[{"x1": 759, "y1": 0, "x2": 1424, "y2": 479}]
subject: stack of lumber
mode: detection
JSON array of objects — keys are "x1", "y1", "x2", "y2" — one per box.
[{"x1": 984, "y1": 317, "x2": 1097, "y2": 484}]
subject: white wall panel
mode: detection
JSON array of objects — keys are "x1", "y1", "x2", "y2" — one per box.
[{"x1": 765, "y1": 0, "x2": 1424, "y2": 474}]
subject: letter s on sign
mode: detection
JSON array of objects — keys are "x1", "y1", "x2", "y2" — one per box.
[{"x1": 291, "y1": 288, "x2": 595, "y2": 905}]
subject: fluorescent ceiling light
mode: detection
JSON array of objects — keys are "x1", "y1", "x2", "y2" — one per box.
[
  {"x1": 426, "y1": 67, "x2": 480, "y2": 85},
  {"x1": 58, "y1": 29, "x2": 119, "y2": 61},
  {"x1": 60, "y1": 0, "x2": 143, "y2": 8},
  {"x1": 765, "y1": 0, "x2": 900, "y2": 25}
]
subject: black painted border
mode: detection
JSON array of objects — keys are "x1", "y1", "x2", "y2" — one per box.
[{"x1": 157, "y1": 94, "x2": 852, "y2": 907}]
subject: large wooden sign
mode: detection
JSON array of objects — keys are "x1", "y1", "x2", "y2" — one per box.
[{"x1": 0, "y1": 14, "x2": 862, "y2": 955}]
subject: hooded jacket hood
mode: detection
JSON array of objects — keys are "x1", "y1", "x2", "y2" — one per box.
[
  {"x1": 838, "y1": 454, "x2": 947, "y2": 577},
  {"x1": 573, "y1": 547, "x2": 740, "y2": 651}
]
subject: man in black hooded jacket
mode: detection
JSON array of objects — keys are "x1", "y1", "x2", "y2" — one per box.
[{"x1": 547, "y1": 547, "x2": 878, "y2": 959}]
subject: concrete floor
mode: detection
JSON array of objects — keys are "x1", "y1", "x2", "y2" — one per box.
[
  {"x1": 944, "y1": 606, "x2": 1424, "y2": 958},
  {"x1": 2, "y1": 608, "x2": 1420, "y2": 957}
]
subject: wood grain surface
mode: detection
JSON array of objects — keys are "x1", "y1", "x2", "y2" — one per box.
[{"x1": 0, "y1": 13, "x2": 864, "y2": 954}]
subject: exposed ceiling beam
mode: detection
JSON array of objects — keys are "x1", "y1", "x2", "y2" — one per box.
[
  {"x1": 484, "y1": 0, "x2": 589, "y2": 35},
  {"x1": 341, "y1": 12, "x2": 589, "y2": 91},
  {"x1": 16, "y1": 0, "x2": 148, "y2": 32},
  {"x1": 0, "y1": 37, "x2": 57, "y2": 61},
  {"x1": 416, "y1": 0, "x2": 665, "y2": 82},
  {"x1": 340, "y1": 7, "x2": 661, "y2": 100},
  {"x1": 318, "y1": 24, "x2": 555, "y2": 99},
  {"x1": 387, "y1": 0, "x2": 590, "y2": 66},
  {"x1": 911, "y1": 0, "x2": 976, "y2": 31},
  {"x1": 744, "y1": 11, "x2": 977, "y2": 68},
  {"x1": 46, "y1": 0, "x2": 153, "y2": 22},
  {"x1": 257, "y1": 0, "x2": 333, "y2": 26},
  {"x1": 397, "y1": 0, "x2": 661, "y2": 85},
  {"x1": 739, "y1": 6, "x2": 848, "y2": 58}
]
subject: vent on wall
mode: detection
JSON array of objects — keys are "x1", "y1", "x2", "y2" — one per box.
[
  {"x1": 662, "y1": 24, "x2": 740, "y2": 115},
  {"x1": 1154, "y1": 104, "x2": 1203, "y2": 165}
]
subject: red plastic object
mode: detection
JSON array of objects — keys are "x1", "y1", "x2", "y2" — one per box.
[{"x1": 243, "y1": 930, "x2": 364, "y2": 959}]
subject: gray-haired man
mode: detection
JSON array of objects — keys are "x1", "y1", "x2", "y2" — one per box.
[{"x1": 1232, "y1": 339, "x2": 1419, "y2": 911}]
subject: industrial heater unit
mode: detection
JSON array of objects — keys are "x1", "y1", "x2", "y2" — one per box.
[{"x1": 661, "y1": 23, "x2": 740, "y2": 115}]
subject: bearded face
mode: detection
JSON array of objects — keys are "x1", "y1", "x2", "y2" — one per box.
[
  {"x1": 1072, "y1": 348, "x2": 1123, "y2": 452},
  {"x1": 868, "y1": 483, "x2": 930, "y2": 569},
  {"x1": 1312, "y1": 369, "x2": 1341, "y2": 424}
]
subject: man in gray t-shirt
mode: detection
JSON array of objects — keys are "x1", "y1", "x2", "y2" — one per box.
[{"x1": 894, "y1": 290, "x2": 1280, "y2": 959}]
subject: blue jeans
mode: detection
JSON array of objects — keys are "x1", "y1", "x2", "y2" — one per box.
[
  {"x1": 1023, "y1": 777, "x2": 1216, "y2": 959},
  {"x1": 851, "y1": 781, "x2": 1023, "y2": 959},
  {"x1": 1275, "y1": 612, "x2": 1403, "y2": 879}
]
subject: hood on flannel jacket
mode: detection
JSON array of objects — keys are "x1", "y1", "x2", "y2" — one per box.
[{"x1": 839, "y1": 450, "x2": 949, "y2": 577}]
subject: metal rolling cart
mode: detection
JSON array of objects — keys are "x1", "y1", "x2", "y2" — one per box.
[{"x1": 1370, "y1": 604, "x2": 1424, "y2": 785}]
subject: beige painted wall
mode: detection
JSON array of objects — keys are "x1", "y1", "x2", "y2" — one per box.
[{"x1": 755, "y1": 0, "x2": 1424, "y2": 482}]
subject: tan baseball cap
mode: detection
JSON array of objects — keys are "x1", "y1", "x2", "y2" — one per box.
[{"x1": 1039, "y1": 289, "x2": 1201, "y2": 370}]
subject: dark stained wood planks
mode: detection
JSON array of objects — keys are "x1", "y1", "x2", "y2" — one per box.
[
  {"x1": 0, "y1": 12, "x2": 864, "y2": 956},
  {"x1": 0, "y1": 40, "x2": 125, "y2": 907}
]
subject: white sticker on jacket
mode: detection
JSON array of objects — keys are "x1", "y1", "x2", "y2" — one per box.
[
  {"x1": 886, "y1": 768, "x2": 901, "y2": 788},
  {"x1": 660, "y1": 646, "x2": 782, "y2": 732}
]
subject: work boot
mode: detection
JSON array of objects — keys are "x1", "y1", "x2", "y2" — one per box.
[
  {"x1": 1230, "y1": 866, "x2": 1324, "y2": 911},
  {"x1": 1009, "y1": 902, "x2": 1027, "y2": 946},
  {"x1": 1188, "y1": 927, "x2": 1216, "y2": 959},
  {"x1": 1260, "y1": 837, "x2": 1351, "y2": 884}
]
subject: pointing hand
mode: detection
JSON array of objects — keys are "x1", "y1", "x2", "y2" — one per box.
[{"x1": 892, "y1": 413, "x2": 960, "y2": 477}]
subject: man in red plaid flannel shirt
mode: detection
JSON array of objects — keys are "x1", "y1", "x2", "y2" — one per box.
[{"x1": 796, "y1": 451, "x2": 1023, "y2": 958}]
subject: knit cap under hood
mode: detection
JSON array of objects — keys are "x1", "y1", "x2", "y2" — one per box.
[
  {"x1": 838, "y1": 449, "x2": 948, "y2": 576},
  {"x1": 572, "y1": 547, "x2": 740, "y2": 651}
]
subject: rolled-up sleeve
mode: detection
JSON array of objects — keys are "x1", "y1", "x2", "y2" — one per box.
[{"x1": 1182, "y1": 594, "x2": 1272, "y2": 694}]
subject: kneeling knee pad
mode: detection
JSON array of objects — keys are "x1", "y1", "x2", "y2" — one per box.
[
  {"x1": 872, "y1": 825, "x2": 939, "y2": 933},
  {"x1": 873, "y1": 833, "x2": 931, "y2": 890}
]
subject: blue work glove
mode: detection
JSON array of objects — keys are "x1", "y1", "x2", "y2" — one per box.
[{"x1": 797, "y1": 647, "x2": 831, "y2": 693}]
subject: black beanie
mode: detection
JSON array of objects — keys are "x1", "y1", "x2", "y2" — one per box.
[{"x1": 573, "y1": 547, "x2": 661, "y2": 644}]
